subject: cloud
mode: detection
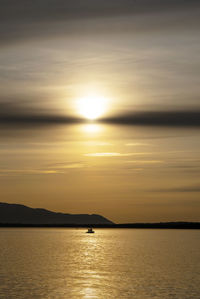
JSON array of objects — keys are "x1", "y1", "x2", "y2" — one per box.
[
  {"x1": 153, "y1": 185, "x2": 200, "y2": 193},
  {"x1": 84, "y1": 152, "x2": 151, "y2": 157},
  {"x1": 1, "y1": 102, "x2": 200, "y2": 127},
  {"x1": 0, "y1": 169, "x2": 62, "y2": 176},
  {"x1": 126, "y1": 160, "x2": 163, "y2": 164},
  {"x1": 47, "y1": 162, "x2": 85, "y2": 169},
  {"x1": 0, "y1": 102, "x2": 81, "y2": 125},
  {"x1": 0, "y1": 0, "x2": 199, "y2": 45},
  {"x1": 85, "y1": 152, "x2": 127, "y2": 157},
  {"x1": 101, "y1": 111, "x2": 200, "y2": 127},
  {"x1": 125, "y1": 143, "x2": 149, "y2": 146},
  {"x1": 0, "y1": 161, "x2": 87, "y2": 177},
  {"x1": 1, "y1": 0, "x2": 196, "y2": 21}
]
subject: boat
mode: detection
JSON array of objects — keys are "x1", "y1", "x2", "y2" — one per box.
[{"x1": 86, "y1": 228, "x2": 95, "y2": 233}]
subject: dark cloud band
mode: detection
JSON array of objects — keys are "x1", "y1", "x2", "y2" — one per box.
[
  {"x1": 153, "y1": 185, "x2": 200, "y2": 193},
  {"x1": 1, "y1": 103, "x2": 200, "y2": 127},
  {"x1": 102, "y1": 111, "x2": 200, "y2": 127},
  {"x1": 1, "y1": 0, "x2": 198, "y2": 22},
  {"x1": 0, "y1": 0, "x2": 199, "y2": 45}
]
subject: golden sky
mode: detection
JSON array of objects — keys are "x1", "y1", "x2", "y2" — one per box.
[
  {"x1": 0, "y1": 0, "x2": 200, "y2": 222},
  {"x1": 0, "y1": 124, "x2": 199, "y2": 223}
]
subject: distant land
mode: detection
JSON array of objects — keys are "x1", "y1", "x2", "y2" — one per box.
[
  {"x1": 0, "y1": 202, "x2": 113, "y2": 225},
  {"x1": 0, "y1": 202, "x2": 199, "y2": 229}
]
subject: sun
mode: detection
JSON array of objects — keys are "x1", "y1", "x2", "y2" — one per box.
[{"x1": 77, "y1": 95, "x2": 108, "y2": 120}]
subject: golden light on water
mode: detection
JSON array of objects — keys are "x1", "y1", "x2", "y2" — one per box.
[{"x1": 77, "y1": 94, "x2": 108, "y2": 120}]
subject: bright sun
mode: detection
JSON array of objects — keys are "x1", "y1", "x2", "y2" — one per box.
[{"x1": 77, "y1": 95, "x2": 108, "y2": 120}]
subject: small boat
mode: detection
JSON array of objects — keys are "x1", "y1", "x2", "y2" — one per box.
[{"x1": 86, "y1": 228, "x2": 95, "y2": 233}]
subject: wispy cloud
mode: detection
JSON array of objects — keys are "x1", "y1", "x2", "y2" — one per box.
[
  {"x1": 47, "y1": 162, "x2": 85, "y2": 169},
  {"x1": 84, "y1": 152, "x2": 151, "y2": 157},
  {"x1": 126, "y1": 160, "x2": 164, "y2": 164},
  {"x1": 0, "y1": 161, "x2": 89, "y2": 177},
  {"x1": 0, "y1": 169, "x2": 62, "y2": 176},
  {"x1": 152, "y1": 185, "x2": 200, "y2": 193},
  {"x1": 125, "y1": 143, "x2": 149, "y2": 146}
]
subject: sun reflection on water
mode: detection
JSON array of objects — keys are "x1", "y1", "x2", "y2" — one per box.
[
  {"x1": 80, "y1": 232, "x2": 100, "y2": 298},
  {"x1": 82, "y1": 286, "x2": 98, "y2": 299}
]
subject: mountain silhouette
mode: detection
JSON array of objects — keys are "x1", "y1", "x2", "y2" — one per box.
[{"x1": 0, "y1": 202, "x2": 113, "y2": 225}]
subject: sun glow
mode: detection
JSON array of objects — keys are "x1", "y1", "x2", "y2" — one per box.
[
  {"x1": 77, "y1": 95, "x2": 108, "y2": 120},
  {"x1": 82, "y1": 124, "x2": 103, "y2": 134}
]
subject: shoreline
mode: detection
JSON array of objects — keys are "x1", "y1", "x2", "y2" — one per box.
[{"x1": 0, "y1": 222, "x2": 199, "y2": 229}]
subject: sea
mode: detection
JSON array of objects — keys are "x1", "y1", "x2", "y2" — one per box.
[{"x1": 0, "y1": 228, "x2": 199, "y2": 299}]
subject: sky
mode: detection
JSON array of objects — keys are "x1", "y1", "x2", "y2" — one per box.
[{"x1": 0, "y1": 0, "x2": 200, "y2": 223}]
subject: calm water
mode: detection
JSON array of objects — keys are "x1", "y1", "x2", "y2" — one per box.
[{"x1": 0, "y1": 229, "x2": 199, "y2": 299}]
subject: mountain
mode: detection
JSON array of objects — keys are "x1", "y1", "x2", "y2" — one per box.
[{"x1": 0, "y1": 202, "x2": 113, "y2": 225}]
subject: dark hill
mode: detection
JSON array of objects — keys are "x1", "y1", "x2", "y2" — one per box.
[{"x1": 0, "y1": 202, "x2": 113, "y2": 225}]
